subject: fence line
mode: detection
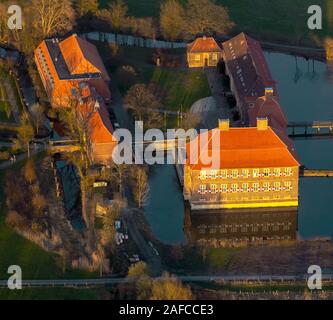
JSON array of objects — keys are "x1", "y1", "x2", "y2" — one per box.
[{"x1": 82, "y1": 32, "x2": 187, "y2": 49}]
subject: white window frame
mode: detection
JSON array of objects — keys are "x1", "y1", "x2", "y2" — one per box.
[
  {"x1": 253, "y1": 169, "x2": 259, "y2": 178},
  {"x1": 199, "y1": 184, "x2": 206, "y2": 193},
  {"x1": 200, "y1": 171, "x2": 207, "y2": 179},
  {"x1": 221, "y1": 170, "x2": 227, "y2": 178}
]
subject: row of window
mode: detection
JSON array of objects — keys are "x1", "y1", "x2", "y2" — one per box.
[
  {"x1": 37, "y1": 48, "x2": 55, "y2": 88},
  {"x1": 198, "y1": 182, "x2": 293, "y2": 193},
  {"x1": 198, "y1": 236, "x2": 293, "y2": 243},
  {"x1": 199, "y1": 168, "x2": 293, "y2": 179},
  {"x1": 198, "y1": 224, "x2": 292, "y2": 234},
  {"x1": 194, "y1": 53, "x2": 218, "y2": 61}
]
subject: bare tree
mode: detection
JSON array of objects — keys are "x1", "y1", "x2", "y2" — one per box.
[
  {"x1": 30, "y1": 103, "x2": 45, "y2": 135},
  {"x1": 24, "y1": 159, "x2": 37, "y2": 184},
  {"x1": 180, "y1": 111, "x2": 200, "y2": 130},
  {"x1": 32, "y1": 193, "x2": 47, "y2": 212},
  {"x1": 0, "y1": 3, "x2": 9, "y2": 44},
  {"x1": 124, "y1": 83, "x2": 160, "y2": 121},
  {"x1": 109, "y1": 0, "x2": 128, "y2": 32},
  {"x1": 108, "y1": 163, "x2": 129, "y2": 195},
  {"x1": 16, "y1": 112, "x2": 35, "y2": 158},
  {"x1": 127, "y1": 261, "x2": 152, "y2": 300},
  {"x1": 101, "y1": 193, "x2": 126, "y2": 246},
  {"x1": 127, "y1": 17, "x2": 156, "y2": 38},
  {"x1": 150, "y1": 272, "x2": 194, "y2": 300},
  {"x1": 160, "y1": 0, "x2": 185, "y2": 41},
  {"x1": 145, "y1": 111, "x2": 164, "y2": 130},
  {"x1": 75, "y1": 0, "x2": 99, "y2": 17},
  {"x1": 32, "y1": 0, "x2": 75, "y2": 38},
  {"x1": 185, "y1": 0, "x2": 234, "y2": 38},
  {"x1": 130, "y1": 165, "x2": 149, "y2": 208}
]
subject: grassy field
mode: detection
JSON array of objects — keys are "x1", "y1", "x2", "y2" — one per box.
[
  {"x1": 207, "y1": 247, "x2": 241, "y2": 269},
  {"x1": 146, "y1": 68, "x2": 211, "y2": 111},
  {"x1": 100, "y1": 0, "x2": 332, "y2": 45},
  {"x1": 96, "y1": 43, "x2": 211, "y2": 111},
  {"x1": 0, "y1": 287, "x2": 106, "y2": 300}
]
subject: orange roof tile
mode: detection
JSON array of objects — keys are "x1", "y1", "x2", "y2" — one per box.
[
  {"x1": 76, "y1": 90, "x2": 115, "y2": 144},
  {"x1": 186, "y1": 126, "x2": 300, "y2": 170},
  {"x1": 59, "y1": 34, "x2": 110, "y2": 81},
  {"x1": 187, "y1": 37, "x2": 222, "y2": 53},
  {"x1": 249, "y1": 94, "x2": 287, "y2": 130}
]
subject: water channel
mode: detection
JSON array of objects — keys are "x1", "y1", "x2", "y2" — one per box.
[{"x1": 145, "y1": 52, "x2": 333, "y2": 245}]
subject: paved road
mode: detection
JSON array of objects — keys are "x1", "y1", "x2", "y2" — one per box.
[
  {"x1": 1, "y1": 273, "x2": 333, "y2": 288},
  {"x1": 0, "y1": 145, "x2": 44, "y2": 170},
  {"x1": 202, "y1": 69, "x2": 231, "y2": 129},
  {"x1": 123, "y1": 209, "x2": 162, "y2": 277}
]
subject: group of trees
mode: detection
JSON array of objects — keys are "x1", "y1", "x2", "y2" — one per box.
[
  {"x1": 124, "y1": 82, "x2": 201, "y2": 130},
  {"x1": 119, "y1": 261, "x2": 194, "y2": 300},
  {"x1": 106, "y1": 163, "x2": 149, "y2": 209},
  {"x1": 160, "y1": 0, "x2": 234, "y2": 40},
  {"x1": 5, "y1": 159, "x2": 48, "y2": 232},
  {"x1": 124, "y1": 83, "x2": 164, "y2": 130},
  {"x1": 0, "y1": 0, "x2": 75, "y2": 53},
  {"x1": 77, "y1": 0, "x2": 234, "y2": 40}
]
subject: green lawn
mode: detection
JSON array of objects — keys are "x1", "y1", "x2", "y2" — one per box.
[
  {"x1": 100, "y1": 0, "x2": 332, "y2": 45},
  {"x1": 207, "y1": 247, "x2": 240, "y2": 269},
  {"x1": 146, "y1": 68, "x2": 211, "y2": 111},
  {"x1": 0, "y1": 287, "x2": 105, "y2": 300},
  {"x1": 97, "y1": 43, "x2": 211, "y2": 111},
  {"x1": 219, "y1": 0, "x2": 332, "y2": 44}
]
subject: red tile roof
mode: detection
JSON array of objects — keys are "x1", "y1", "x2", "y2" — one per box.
[
  {"x1": 186, "y1": 126, "x2": 300, "y2": 170},
  {"x1": 222, "y1": 33, "x2": 277, "y2": 101},
  {"x1": 59, "y1": 34, "x2": 110, "y2": 81},
  {"x1": 249, "y1": 94, "x2": 287, "y2": 130},
  {"x1": 77, "y1": 85, "x2": 116, "y2": 144},
  {"x1": 188, "y1": 37, "x2": 222, "y2": 53}
]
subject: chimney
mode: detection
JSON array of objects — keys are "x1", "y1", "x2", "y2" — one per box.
[
  {"x1": 203, "y1": 35, "x2": 207, "y2": 41},
  {"x1": 265, "y1": 87, "x2": 274, "y2": 100},
  {"x1": 257, "y1": 118, "x2": 268, "y2": 130},
  {"x1": 219, "y1": 119, "x2": 230, "y2": 131},
  {"x1": 94, "y1": 100, "x2": 100, "y2": 111}
]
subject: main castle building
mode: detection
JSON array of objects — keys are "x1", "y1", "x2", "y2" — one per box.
[{"x1": 184, "y1": 33, "x2": 300, "y2": 210}]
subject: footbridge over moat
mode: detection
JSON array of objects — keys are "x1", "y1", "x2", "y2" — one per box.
[
  {"x1": 47, "y1": 128, "x2": 333, "y2": 178},
  {"x1": 288, "y1": 121, "x2": 333, "y2": 138}
]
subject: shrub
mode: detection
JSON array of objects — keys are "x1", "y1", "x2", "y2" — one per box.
[
  {"x1": 5, "y1": 211, "x2": 27, "y2": 229},
  {"x1": 0, "y1": 151, "x2": 10, "y2": 160}
]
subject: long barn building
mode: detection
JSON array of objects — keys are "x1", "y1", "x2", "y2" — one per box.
[{"x1": 35, "y1": 34, "x2": 117, "y2": 165}]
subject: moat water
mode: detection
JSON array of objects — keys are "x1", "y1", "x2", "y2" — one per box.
[{"x1": 145, "y1": 52, "x2": 333, "y2": 245}]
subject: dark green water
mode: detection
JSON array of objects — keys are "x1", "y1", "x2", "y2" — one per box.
[
  {"x1": 266, "y1": 52, "x2": 333, "y2": 240},
  {"x1": 145, "y1": 52, "x2": 333, "y2": 244}
]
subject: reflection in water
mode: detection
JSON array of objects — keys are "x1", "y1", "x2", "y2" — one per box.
[
  {"x1": 184, "y1": 203, "x2": 298, "y2": 247},
  {"x1": 56, "y1": 161, "x2": 84, "y2": 230}
]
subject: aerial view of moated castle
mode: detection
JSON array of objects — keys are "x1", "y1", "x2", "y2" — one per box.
[{"x1": 0, "y1": 0, "x2": 333, "y2": 304}]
